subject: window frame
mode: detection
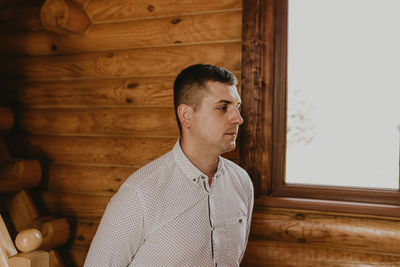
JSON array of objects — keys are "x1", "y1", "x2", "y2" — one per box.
[{"x1": 240, "y1": 0, "x2": 400, "y2": 217}]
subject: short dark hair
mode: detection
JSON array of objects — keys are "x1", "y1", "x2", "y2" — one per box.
[{"x1": 173, "y1": 64, "x2": 238, "y2": 134}]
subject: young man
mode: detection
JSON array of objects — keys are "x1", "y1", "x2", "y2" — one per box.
[{"x1": 84, "y1": 64, "x2": 254, "y2": 267}]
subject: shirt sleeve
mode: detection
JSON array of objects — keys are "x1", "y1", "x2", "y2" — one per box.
[
  {"x1": 84, "y1": 183, "x2": 144, "y2": 267},
  {"x1": 239, "y1": 176, "x2": 254, "y2": 263}
]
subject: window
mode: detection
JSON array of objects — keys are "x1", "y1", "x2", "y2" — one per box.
[{"x1": 240, "y1": 0, "x2": 400, "y2": 216}]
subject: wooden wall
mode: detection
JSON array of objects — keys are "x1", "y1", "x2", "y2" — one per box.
[
  {"x1": 0, "y1": 0, "x2": 242, "y2": 265},
  {"x1": 2, "y1": 0, "x2": 400, "y2": 266}
]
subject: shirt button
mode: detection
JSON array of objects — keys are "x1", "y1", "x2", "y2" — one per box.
[
  {"x1": 192, "y1": 178, "x2": 197, "y2": 182},
  {"x1": 239, "y1": 219, "x2": 243, "y2": 224}
]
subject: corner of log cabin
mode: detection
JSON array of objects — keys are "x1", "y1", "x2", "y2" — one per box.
[{"x1": 2, "y1": 0, "x2": 400, "y2": 266}]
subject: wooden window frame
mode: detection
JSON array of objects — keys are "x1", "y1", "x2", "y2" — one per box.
[{"x1": 240, "y1": 0, "x2": 400, "y2": 217}]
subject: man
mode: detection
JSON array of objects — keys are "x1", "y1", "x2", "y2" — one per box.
[{"x1": 84, "y1": 64, "x2": 254, "y2": 266}]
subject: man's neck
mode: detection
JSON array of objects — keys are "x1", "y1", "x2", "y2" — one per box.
[{"x1": 180, "y1": 137, "x2": 219, "y2": 184}]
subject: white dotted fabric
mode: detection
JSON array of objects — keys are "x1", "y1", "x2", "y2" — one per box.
[{"x1": 84, "y1": 140, "x2": 254, "y2": 267}]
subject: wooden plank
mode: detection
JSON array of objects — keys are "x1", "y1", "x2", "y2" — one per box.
[
  {"x1": 18, "y1": 108, "x2": 179, "y2": 136},
  {"x1": 39, "y1": 192, "x2": 110, "y2": 219},
  {"x1": 0, "y1": 43, "x2": 241, "y2": 81},
  {"x1": 1, "y1": 11, "x2": 241, "y2": 56},
  {"x1": 241, "y1": 240, "x2": 400, "y2": 267},
  {"x1": 85, "y1": 0, "x2": 241, "y2": 23},
  {"x1": 9, "y1": 135, "x2": 177, "y2": 166},
  {"x1": 9, "y1": 77, "x2": 175, "y2": 108},
  {"x1": 46, "y1": 164, "x2": 136, "y2": 194},
  {"x1": 7, "y1": 191, "x2": 40, "y2": 233},
  {"x1": 31, "y1": 217, "x2": 70, "y2": 251},
  {"x1": 0, "y1": 214, "x2": 17, "y2": 257},
  {"x1": 250, "y1": 208, "x2": 400, "y2": 255},
  {"x1": 8, "y1": 250, "x2": 49, "y2": 267}
]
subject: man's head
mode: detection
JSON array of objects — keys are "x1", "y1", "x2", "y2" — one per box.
[
  {"x1": 173, "y1": 64, "x2": 238, "y2": 134},
  {"x1": 174, "y1": 64, "x2": 243, "y2": 156}
]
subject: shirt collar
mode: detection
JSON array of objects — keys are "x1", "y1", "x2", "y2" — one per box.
[{"x1": 172, "y1": 139, "x2": 225, "y2": 185}]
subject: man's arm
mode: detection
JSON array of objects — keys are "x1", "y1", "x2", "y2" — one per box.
[
  {"x1": 84, "y1": 184, "x2": 144, "y2": 266},
  {"x1": 239, "y1": 178, "x2": 254, "y2": 262}
]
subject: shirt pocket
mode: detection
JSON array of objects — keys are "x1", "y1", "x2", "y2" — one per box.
[{"x1": 224, "y1": 215, "x2": 248, "y2": 261}]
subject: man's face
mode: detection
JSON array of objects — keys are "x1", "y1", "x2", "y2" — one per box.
[{"x1": 190, "y1": 81, "x2": 243, "y2": 155}]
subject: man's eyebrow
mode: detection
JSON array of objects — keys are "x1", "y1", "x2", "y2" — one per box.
[{"x1": 214, "y1": 100, "x2": 241, "y2": 105}]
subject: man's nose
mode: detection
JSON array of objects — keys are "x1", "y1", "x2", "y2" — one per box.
[{"x1": 232, "y1": 107, "x2": 244, "y2": 125}]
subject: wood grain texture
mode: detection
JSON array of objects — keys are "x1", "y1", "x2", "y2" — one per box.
[
  {"x1": 31, "y1": 217, "x2": 70, "y2": 251},
  {"x1": 39, "y1": 192, "x2": 110, "y2": 219},
  {"x1": 241, "y1": 240, "x2": 400, "y2": 267},
  {"x1": 7, "y1": 190, "x2": 40, "y2": 232},
  {"x1": 85, "y1": 0, "x2": 241, "y2": 23},
  {"x1": 70, "y1": 219, "x2": 99, "y2": 249},
  {"x1": 10, "y1": 77, "x2": 175, "y2": 108},
  {"x1": 1, "y1": 11, "x2": 241, "y2": 55},
  {"x1": 18, "y1": 108, "x2": 179, "y2": 137},
  {"x1": 46, "y1": 164, "x2": 136, "y2": 194},
  {"x1": 250, "y1": 208, "x2": 400, "y2": 255},
  {"x1": 8, "y1": 250, "x2": 49, "y2": 267},
  {"x1": 0, "y1": 43, "x2": 241, "y2": 82}
]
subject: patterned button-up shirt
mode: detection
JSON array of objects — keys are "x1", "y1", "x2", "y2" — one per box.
[{"x1": 84, "y1": 140, "x2": 254, "y2": 267}]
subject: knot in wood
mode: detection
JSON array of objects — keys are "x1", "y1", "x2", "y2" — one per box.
[
  {"x1": 147, "y1": 5, "x2": 155, "y2": 12},
  {"x1": 171, "y1": 18, "x2": 182, "y2": 24},
  {"x1": 295, "y1": 213, "x2": 305, "y2": 220}
]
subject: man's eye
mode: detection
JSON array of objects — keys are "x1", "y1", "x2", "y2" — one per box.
[{"x1": 218, "y1": 106, "x2": 227, "y2": 111}]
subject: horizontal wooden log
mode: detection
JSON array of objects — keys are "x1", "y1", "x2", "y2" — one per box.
[
  {"x1": 85, "y1": 0, "x2": 241, "y2": 23},
  {"x1": 250, "y1": 208, "x2": 400, "y2": 255},
  {"x1": 39, "y1": 192, "x2": 110, "y2": 219},
  {"x1": 0, "y1": 160, "x2": 42, "y2": 193},
  {"x1": 46, "y1": 164, "x2": 136, "y2": 194},
  {"x1": 40, "y1": 0, "x2": 92, "y2": 35},
  {"x1": 9, "y1": 135, "x2": 176, "y2": 166},
  {"x1": 242, "y1": 240, "x2": 400, "y2": 266},
  {"x1": 1, "y1": 11, "x2": 241, "y2": 56},
  {"x1": 8, "y1": 76, "x2": 174, "y2": 107},
  {"x1": 0, "y1": 107, "x2": 13, "y2": 132},
  {"x1": 18, "y1": 108, "x2": 179, "y2": 136},
  {"x1": 0, "y1": 43, "x2": 241, "y2": 81}
]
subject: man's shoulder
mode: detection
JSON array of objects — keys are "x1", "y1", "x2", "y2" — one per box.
[
  {"x1": 221, "y1": 157, "x2": 252, "y2": 185},
  {"x1": 123, "y1": 150, "x2": 175, "y2": 188}
]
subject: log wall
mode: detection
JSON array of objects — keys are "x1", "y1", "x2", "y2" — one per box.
[{"x1": 2, "y1": 0, "x2": 400, "y2": 266}]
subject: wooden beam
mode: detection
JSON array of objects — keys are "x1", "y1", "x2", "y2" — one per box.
[
  {"x1": 0, "y1": 215, "x2": 17, "y2": 257},
  {"x1": 0, "y1": 43, "x2": 241, "y2": 82},
  {"x1": 31, "y1": 217, "x2": 70, "y2": 251},
  {"x1": 40, "y1": 0, "x2": 91, "y2": 35},
  {"x1": 18, "y1": 108, "x2": 178, "y2": 137},
  {"x1": 85, "y1": 0, "x2": 241, "y2": 23},
  {"x1": 1, "y1": 11, "x2": 241, "y2": 56},
  {"x1": 250, "y1": 208, "x2": 400, "y2": 255},
  {"x1": 0, "y1": 160, "x2": 42, "y2": 193},
  {"x1": 12, "y1": 77, "x2": 175, "y2": 108},
  {"x1": 242, "y1": 240, "x2": 400, "y2": 266},
  {"x1": 7, "y1": 191, "x2": 40, "y2": 233},
  {"x1": 8, "y1": 250, "x2": 49, "y2": 267}
]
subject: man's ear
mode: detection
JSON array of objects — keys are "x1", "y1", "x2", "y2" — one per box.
[{"x1": 177, "y1": 104, "x2": 192, "y2": 129}]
